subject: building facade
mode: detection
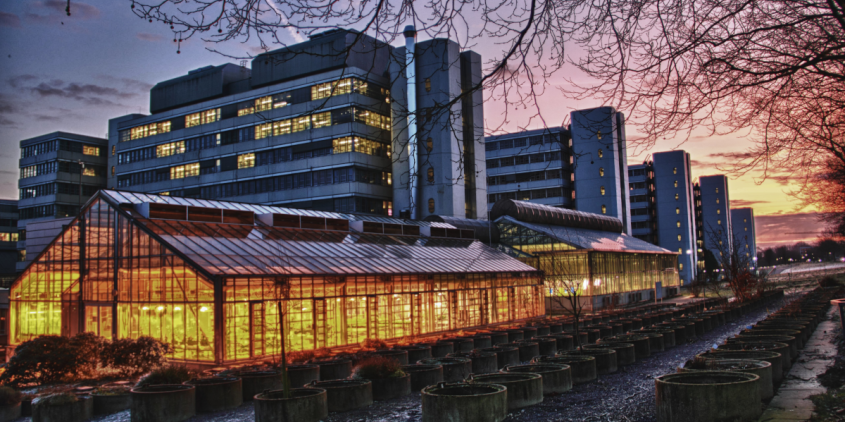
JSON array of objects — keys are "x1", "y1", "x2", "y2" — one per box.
[
  {"x1": 627, "y1": 151, "x2": 698, "y2": 285},
  {"x1": 484, "y1": 127, "x2": 573, "y2": 213},
  {"x1": 731, "y1": 207, "x2": 757, "y2": 269},
  {"x1": 695, "y1": 175, "x2": 732, "y2": 266},
  {"x1": 107, "y1": 29, "x2": 485, "y2": 220},
  {"x1": 18, "y1": 132, "x2": 108, "y2": 271},
  {"x1": 0, "y1": 200, "x2": 18, "y2": 286}
]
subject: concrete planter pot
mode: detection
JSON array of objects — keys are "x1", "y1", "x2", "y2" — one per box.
[
  {"x1": 716, "y1": 342, "x2": 791, "y2": 372},
  {"x1": 699, "y1": 350, "x2": 784, "y2": 385},
  {"x1": 447, "y1": 351, "x2": 499, "y2": 375},
  {"x1": 741, "y1": 328, "x2": 803, "y2": 349},
  {"x1": 640, "y1": 332, "x2": 665, "y2": 352},
  {"x1": 561, "y1": 348, "x2": 617, "y2": 375},
  {"x1": 372, "y1": 349, "x2": 409, "y2": 365},
  {"x1": 0, "y1": 402, "x2": 20, "y2": 422},
  {"x1": 418, "y1": 357, "x2": 472, "y2": 382},
  {"x1": 304, "y1": 379, "x2": 372, "y2": 411},
  {"x1": 470, "y1": 335, "x2": 493, "y2": 349},
  {"x1": 92, "y1": 392, "x2": 131, "y2": 416},
  {"x1": 681, "y1": 359, "x2": 774, "y2": 401},
  {"x1": 370, "y1": 375, "x2": 412, "y2": 401},
  {"x1": 237, "y1": 370, "x2": 283, "y2": 401},
  {"x1": 602, "y1": 334, "x2": 651, "y2": 359},
  {"x1": 254, "y1": 388, "x2": 328, "y2": 422},
  {"x1": 753, "y1": 322, "x2": 809, "y2": 343},
  {"x1": 32, "y1": 395, "x2": 93, "y2": 422},
  {"x1": 520, "y1": 327, "x2": 538, "y2": 339},
  {"x1": 619, "y1": 320, "x2": 633, "y2": 332},
  {"x1": 486, "y1": 332, "x2": 510, "y2": 346},
  {"x1": 130, "y1": 385, "x2": 195, "y2": 422},
  {"x1": 659, "y1": 324, "x2": 688, "y2": 344},
  {"x1": 442, "y1": 338, "x2": 474, "y2": 353},
  {"x1": 184, "y1": 377, "x2": 243, "y2": 413},
  {"x1": 312, "y1": 359, "x2": 353, "y2": 381},
  {"x1": 564, "y1": 330, "x2": 590, "y2": 346},
  {"x1": 471, "y1": 373, "x2": 542, "y2": 410},
  {"x1": 639, "y1": 328, "x2": 676, "y2": 348},
  {"x1": 285, "y1": 364, "x2": 320, "y2": 388},
  {"x1": 592, "y1": 325, "x2": 614, "y2": 339},
  {"x1": 505, "y1": 329, "x2": 525, "y2": 343},
  {"x1": 655, "y1": 371, "x2": 762, "y2": 422},
  {"x1": 585, "y1": 342, "x2": 636, "y2": 365},
  {"x1": 396, "y1": 345, "x2": 433, "y2": 363},
  {"x1": 530, "y1": 337, "x2": 558, "y2": 356},
  {"x1": 630, "y1": 318, "x2": 643, "y2": 330},
  {"x1": 480, "y1": 346, "x2": 520, "y2": 369},
  {"x1": 511, "y1": 341, "x2": 540, "y2": 362},
  {"x1": 673, "y1": 318, "x2": 704, "y2": 337},
  {"x1": 730, "y1": 335, "x2": 798, "y2": 360},
  {"x1": 503, "y1": 363, "x2": 572, "y2": 394},
  {"x1": 586, "y1": 329, "x2": 601, "y2": 344},
  {"x1": 610, "y1": 323, "x2": 624, "y2": 336},
  {"x1": 534, "y1": 355, "x2": 597, "y2": 384},
  {"x1": 402, "y1": 364, "x2": 444, "y2": 391},
  {"x1": 427, "y1": 342, "x2": 454, "y2": 358},
  {"x1": 421, "y1": 383, "x2": 507, "y2": 422},
  {"x1": 548, "y1": 323, "x2": 563, "y2": 334},
  {"x1": 535, "y1": 326, "x2": 551, "y2": 337},
  {"x1": 537, "y1": 334, "x2": 574, "y2": 352}
]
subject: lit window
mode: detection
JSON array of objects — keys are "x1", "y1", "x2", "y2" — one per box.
[
  {"x1": 425, "y1": 79, "x2": 431, "y2": 92},
  {"x1": 427, "y1": 167, "x2": 434, "y2": 183},
  {"x1": 598, "y1": 149, "x2": 603, "y2": 158},
  {"x1": 170, "y1": 163, "x2": 200, "y2": 179},
  {"x1": 426, "y1": 138, "x2": 433, "y2": 152},
  {"x1": 679, "y1": 263, "x2": 684, "y2": 271},
  {"x1": 716, "y1": 198, "x2": 720, "y2": 204},
  {"x1": 674, "y1": 180, "x2": 678, "y2": 188},
  {"x1": 744, "y1": 218, "x2": 747, "y2": 223},
  {"x1": 715, "y1": 187, "x2": 719, "y2": 193},
  {"x1": 676, "y1": 208, "x2": 680, "y2": 214},
  {"x1": 0, "y1": 233, "x2": 18, "y2": 242},
  {"x1": 428, "y1": 198, "x2": 435, "y2": 213},
  {"x1": 82, "y1": 167, "x2": 96, "y2": 177},
  {"x1": 111, "y1": 146, "x2": 115, "y2": 156},
  {"x1": 185, "y1": 108, "x2": 220, "y2": 128},
  {"x1": 599, "y1": 167, "x2": 604, "y2": 177},
  {"x1": 273, "y1": 119, "x2": 292, "y2": 136},
  {"x1": 601, "y1": 205, "x2": 607, "y2": 214},
  {"x1": 312, "y1": 79, "x2": 353, "y2": 100},
  {"x1": 744, "y1": 227, "x2": 747, "y2": 232},
  {"x1": 600, "y1": 186, "x2": 605, "y2": 196},
  {"x1": 717, "y1": 219, "x2": 721, "y2": 225},
  {"x1": 677, "y1": 221, "x2": 681, "y2": 228},
  {"x1": 355, "y1": 108, "x2": 390, "y2": 130},
  {"x1": 238, "y1": 153, "x2": 255, "y2": 169},
  {"x1": 333, "y1": 137, "x2": 354, "y2": 154},
  {"x1": 597, "y1": 130, "x2": 602, "y2": 140},
  {"x1": 256, "y1": 122, "x2": 274, "y2": 139},
  {"x1": 129, "y1": 121, "x2": 171, "y2": 140},
  {"x1": 717, "y1": 209, "x2": 720, "y2": 214},
  {"x1": 156, "y1": 141, "x2": 186, "y2": 158},
  {"x1": 675, "y1": 193, "x2": 679, "y2": 200},
  {"x1": 291, "y1": 116, "x2": 311, "y2": 132},
  {"x1": 255, "y1": 96, "x2": 273, "y2": 112},
  {"x1": 678, "y1": 234, "x2": 682, "y2": 241},
  {"x1": 312, "y1": 112, "x2": 332, "y2": 128},
  {"x1": 673, "y1": 167, "x2": 677, "y2": 174},
  {"x1": 111, "y1": 166, "x2": 115, "y2": 176},
  {"x1": 83, "y1": 145, "x2": 100, "y2": 156}
]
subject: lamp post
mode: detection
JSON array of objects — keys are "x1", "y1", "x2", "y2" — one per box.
[{"x1": 78, "y1": 159, "x2": 85, "y2": 215}]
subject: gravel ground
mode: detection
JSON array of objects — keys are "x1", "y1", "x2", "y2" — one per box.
[{"x1": 70, "y1": 295, "x2": 799, "y2": 422}]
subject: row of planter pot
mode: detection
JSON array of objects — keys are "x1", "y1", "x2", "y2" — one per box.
[{"x1": 654, "y1": 287, "x2": 837, "y2": 422}]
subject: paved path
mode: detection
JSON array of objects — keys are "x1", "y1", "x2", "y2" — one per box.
[{"x1": 758, "y1": 307, "x2": 838, "y2": 421}]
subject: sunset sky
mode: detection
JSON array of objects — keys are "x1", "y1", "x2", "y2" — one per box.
[{"x1": 0, "y1": 1, "x2": 828, "y2": 249}]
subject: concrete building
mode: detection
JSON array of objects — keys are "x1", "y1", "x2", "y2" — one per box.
[
  {"x1": 627, "y1": 151, "x2": 698, "y2": 285},
  {"x1": 0, "y1": 200, "x2": 18, "y2": 287},
  {"x1": 18, "y1": 132, "x2": 108, "y2": 270},
  {"x1": 484, "y1": 127, "x2": 573, "y2": 213},
  {"x1": 107, "y1": 29, "x2": 484, "y2": 219},
  {"x1": 695, "y1": 175, "x2": 732, "y2": 266},
  {"x1": 731, "y1": 207, "x2": 757, "y2": 269}
]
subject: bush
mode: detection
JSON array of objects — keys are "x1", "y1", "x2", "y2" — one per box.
[
  {"x1": 135, "y1": 365, "x2": 192, "y2": 388},
  {"x1": 351, "y1": 356, "x2": 405, "y2": 380},
  {"x1": 361, "y1": 338, "x2": 389, "y2": 351},
  {"x1": 102, "y1": 336, "x2": 171, "y2": 376},
  {"x1": 0, "y1": 386, "x2": 21, "y2": 405},
  {"x1": 819, "y1": 276, "x2": 839, "y2": 288},
  {"x1": 0, "y1": 333, "x2": 105, "y2": 387}
]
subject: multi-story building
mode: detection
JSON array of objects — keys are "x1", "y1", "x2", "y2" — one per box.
[
  {"x1": 731, "y1": 207, "x2": 757, "y2": 268},
  {"x1": 484, "y1": 127, "x2": 573, "y2": 214},
  {"x1": 695, "y1": 175, "x2": 732, "y2": 264},
  {"x1": 107, "y1": 28, "x2": 485, "y2": 219},
  {"x1": 17, "y1": 132, "x2": 108, "y2": 270},
  {"x1": 627, "y1": 151, "x2": 698, "y2": 285},
  {"x1": 0, "y1": 200, "x2": 18, "y2": 286}
]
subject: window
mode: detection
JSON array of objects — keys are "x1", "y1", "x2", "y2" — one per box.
[
  {"x1": 717, "y1": 219, "x2": 721, "y2": 225},
  {"x1": 428, "y1": 198, "x2": 435, "y2": 213},
  {"x1": 676, "y1": 208, "x2": 680, "y2": 214},
  {"x1": 111, "y1": 146, "x2": 115, "y2": 156},
  {"x1": 129, "y1": 121, "x2": 171, "y2": 140},
  {"x1": 675, "y1": 193, "x2": 679, "y2": 200},
  {"x1": 82, "y1": 167, "x2": 96, "y2": 177},
  {"x1": 171, "y1": 163, "x2": 200, "y2": 179},
  {"x1": 111, "y1": 166, "x2": 115, "y2": 176},
  {"x1": 185, "y1": 108, "x2": 220, "y2": 128},
  {"x1": 237, "y1": 101, "x2": 255, "y2": 116},
  {"x1": 238, "y1": 153, "x2": 255, "y2": 169},
  {"x1": 598, "y1": 149, "x2": 603, "y2": 158},
  {"x1": 425, "y1": 79, "x2": 431, "y2": 92},
  {"x1": 255, "y1": 96, "x2": 273, "y2": 112},
  {"x1": 677, "y1": 221, "x2": 681, "y2": 228},
  {"x1": 744, "y1": 218, "x2": 747, "y2": 223},
  {"x1": 354, "y1": 108, "x2": 390, "y2": 130},
  {"x1": 600, "y1": 186, "x2": 605, "y2": 196},
  {"x1": 82, "y1": 145, "x2": 100, "y2": 156},
  {"x1": 599, "y1": 167, "x2": 604, "y2": 177},
  {"x1": 601, "y1": 205, "x2": 606, "y2": 214},
  {"x1": 156, "y1": 141, "x2": 186, "y2": 158},
  {"x1": 312, "y1": 112, "x2": 331, "y2": 128},
  {"x1": 597, "y1": 130, "x2": 602, "y2": 140},
  {"x1": 716, "y1": 198, "x2": 720, "y2": 204},
  {"x1": 715, "y1": 187, "x2": 719, "y2": 193},
  {"x1": 744, "y1": 227, "x2": 748, "y2": 231},
  {"x1": 717, "y1": 209, "x2": 720, "y2": 214},
  {"x1": 426, "y1": 138, "x2": 433, "y2": 152},
  {"x1": 427, "y1": 167, "x2": 434, "y2": 183},
  {"x1": 673, "y1": 167, "x2": 677, "y2": 174},
  {"x1": 674, "y1": 180, "x2": 678, "y2": 188},
  {"x1": 312, "y1": 79, "x2": 350, "y2": 100},
  {"x1": 678, "y1": 234, "x2": 682, "y2": 241},
  {"x1": 679, "y1": 263, "x2": 684, "y2": 271}
]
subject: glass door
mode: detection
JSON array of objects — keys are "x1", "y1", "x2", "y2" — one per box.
[
  {"x1": 84, "y1": 305, "x2": 112, "y2": 340},
  {"x1": 250, "y1": 302, "x2": 265, "y2": 358}
]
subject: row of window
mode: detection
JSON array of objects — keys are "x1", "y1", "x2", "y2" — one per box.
[
  {"x1": 194, "y1": 168, "x2": 392, "y2": 200},
  {"x1": 19, "y1": 204, "x2": 79, "y2": 220},
  {"x1": 0, "y1": 232, "x2": 18, "y2": 242},
  {"x1": 487, "y1": 169, "x2": 565, "y2": 186},
  {"x1": 121, "y1": 77, "x2": 390, "y2": 141},
  {"x1": 485, "y1": 133, "x2": 566, "y2": 151},
  {"x1": 488, "y1": 187, "x2": 573, "y2": 204},
  {"x1": 20, "y1": 182, "x2": 99, "y2": 199},
  {"x1": 629, "y1": 182, "x2": 648, "y2": 190},
  {"x1": 486, "y1": 151, "x2": 564, "y2": 169},
  {"x1": 20, "y1": 162, "x2": 105, "y2": 179},
  {"x1": 632, "y1": 221, "x2": 651, "y2": 229},
  {"x1": 116, "y1": 107, "x2": 391, "y2": 166},
  {"x1": 0, "y1": 219, "x2": 16, "y2": 227},
  {"x1": 631, "y1": 195, "x2": 650, "y2": 203},
  {"x1": 22, "y1": 139, "x2": 102, "y2": 159}
]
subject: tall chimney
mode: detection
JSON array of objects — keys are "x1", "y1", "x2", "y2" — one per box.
[{"x1": 404, "y1": 25, "x2": 419, "y2": 219}]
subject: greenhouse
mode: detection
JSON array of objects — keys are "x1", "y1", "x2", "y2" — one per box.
[
  {"x1": 9, "y1": 191, "x2": 543, "y2": 365},
  {"x1": 490, "y1": 200, "x2": 680, "y2": 311}
]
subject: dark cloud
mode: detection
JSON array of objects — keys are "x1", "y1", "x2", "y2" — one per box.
[
  {"x1": 0, "y1": 12, "x2": 21, "y2": 28},
  {"x1": 707, "y1": 151, "x2": 757, "y2": 162},
  {"x1": 136, "y1": 32, "x2": 164, "y2": 42},
  {"x1": 755, "y1": 212, "x2": 828, "y2": 248},
  {"x1": 730, "y1": 199, "x2": 768, "y2": 207},
  {"x1": 690, "y1": 159, "x2": 721, "y2": 170},
  {"x1": 7, "y1": 74, "x2": 38, "y2": 88},
  {"x1": 23, "y1": 1, "x2": 100, "y2": 25},
  {"x1": 8, "y1": 75, "x2": 139, "y2": 108}
]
